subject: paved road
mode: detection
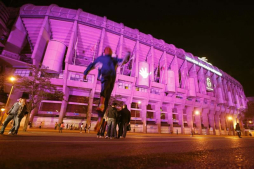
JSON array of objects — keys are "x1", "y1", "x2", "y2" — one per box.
[{"x1": 0, "y1": 129, "x2": 254, "y2": 169}]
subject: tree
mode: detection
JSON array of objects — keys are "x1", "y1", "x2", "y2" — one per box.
[
  {"x1": 243, "y1": 101, "x2": 254, "y2": 119},
  {"x1": 15, "y1": 65, "x2": 64, "y2": 131},
  {"x1": 241, "y1": 101, "x2": 254, "y2": 129}
]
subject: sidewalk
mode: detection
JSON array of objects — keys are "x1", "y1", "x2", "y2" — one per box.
[{"x1": 2, "y1": 126, "x2": 251, "y2": 138}]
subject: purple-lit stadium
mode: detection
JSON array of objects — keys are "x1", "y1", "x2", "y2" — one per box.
[{"x1": 0, "y1": 3, "x2": 247, "y2": 135}]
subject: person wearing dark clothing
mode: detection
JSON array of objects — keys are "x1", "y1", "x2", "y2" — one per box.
[
  {"x1": 106, "y1": 103, "x2": 117, "y2": 139},
  {"x1": 0, "y1": 98, "x2": 27, "y2": 135},
  {"x1": 83, "y1": 47, "x2": 130, "y2": 132},
  {"x1": 120, "y1": 104, "x2": 131, "y2": 138},
  {"x1": 235, "y1": 123, "x2": 242, "y2": 138},
  {"x1": 117, "y1": 109, "x2": 123, "y2": 138}
]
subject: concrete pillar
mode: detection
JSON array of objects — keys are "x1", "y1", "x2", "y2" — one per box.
[
  {"x1": 116, "y1": 30, "x2": 124, "y2": 74},
  {"x1": 202, "y1": 108, "x2": 209, "y2": 135},
  {"x1": 58, "y1": 87, "x2": 69, "y2": 124},
  {"x1": 214, "y1": 112, "x2": 221, "y2": 135},
  {"x1": 4, "y1": 17, "x2": 27, "y2": 54},
  {"x1": 186, "y1": 106, "x2": 194, "y2": 133},
  {"x1": 167, "y1": 104, "x2": 173, "y2": 133},
  {"x1": 220, "y1": 113, "x2": 226, "y2": 135},
  {"x1": 150, "y1": 45, "x2": 155, "y2": 82},
  {"x1": 142, "y1": 100, "x2": 147, "y2": 133},
  {"x1": 208, "y1": 110, "x2": 216, "y2": 135},
  {"x1": 194, "y1": 108, "x2": 202, "y2": 134},
  {"x1": 177, "y1": 107, "x2": 184, "y2": 134},
  {"x1": 132, "y1": 39, "x2": 139, "y2": 78},
  {"x1": 98, "y1": 17, "x2": 107, "y2": 56},
  {"x1": 155, "y1": 102, "x2": 162, "y2": 133},
  {"x1": 31, "y1": 16, "x2": 51, "y2": 67}
]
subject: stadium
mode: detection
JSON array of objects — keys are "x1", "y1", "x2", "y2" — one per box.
[{"x1": 0, "y1": 4, "x2": 247, "y2": 135}]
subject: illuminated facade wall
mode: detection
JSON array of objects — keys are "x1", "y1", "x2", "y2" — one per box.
[{"x1": 0, "y1": 4, "x2": 247, "y2": 135}]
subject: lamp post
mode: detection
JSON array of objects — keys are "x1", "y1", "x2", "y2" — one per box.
[
  {"x1": 192, "y1": 110, "x2": 200, "y2": 135},
  {"x1": 0, "y1": 108, "x2": 5, "y2": 124},
  {"x1": 227, "y1": 116, "x2": 233, "y2": 135},
  {"x1": 0, "y1": 76, "x2": 16, "y2": 124}
]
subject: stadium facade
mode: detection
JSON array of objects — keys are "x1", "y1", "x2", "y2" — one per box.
[{"x1": 0, "y1": 4, "x2": 247, "y2": 135}]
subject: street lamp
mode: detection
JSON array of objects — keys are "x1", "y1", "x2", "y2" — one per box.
[
  {"x1": 195, "y1": 110, "x2": 200, "y2": 115},
  {"x1": 192, "y1": 110, "x2": 200, "y2": 136},
  {"x1": 227, "y1": 116, "x2": 233, "y2": 135},
  {"x1": 0, "y1": 76, "x2": 16, "y2": 124}
]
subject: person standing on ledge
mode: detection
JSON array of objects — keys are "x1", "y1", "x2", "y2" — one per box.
[{"x1": 83, "y1": 46, "x2": 130, "y2": 131}]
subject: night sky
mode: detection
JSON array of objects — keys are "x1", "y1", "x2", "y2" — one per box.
[{"x1": 3, "y1": 0, "x2": 254, "y2": 96}]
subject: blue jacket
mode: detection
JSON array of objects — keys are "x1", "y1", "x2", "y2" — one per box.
[{"x1": 84, "y1": 55, "x2": 123, "y2": 78}]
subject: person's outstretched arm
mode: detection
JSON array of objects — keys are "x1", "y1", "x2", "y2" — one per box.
[
  {"x1": 114, "y1": 51, "x2": 131, "y2": 66},
  {"x1": 83, "y1": 58, "x2": 99, "y2": 81}
]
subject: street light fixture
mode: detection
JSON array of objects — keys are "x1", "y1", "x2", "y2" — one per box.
[
  {"x1": 195, "y1": 110, "x2": 200, "y2": 115},
  {"x1": 10, "y1": 76, "x2": 16, "y2": 82},
  {"x1": 0, "y1": 76, "x2": 16, "y2": 124},
  {"x1": 228, "y1": 116, "x2": 233, "y2": 121}
]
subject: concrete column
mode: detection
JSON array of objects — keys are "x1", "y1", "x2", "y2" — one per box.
[
  {"x1": 202, "y1": 108, "x2": 209, "y2": 135},
  {"x1": 31, "y1": 16, "x2": 51, "y2": 67},
  {"x1": 186, "y1": 106, "x2": 194, "y2": 132},
  {"x1": 98, "y1": 17, "x2": 107, "y2": 56},
  {"x1": 142, "y1": 100, "x2": 147, "y2": 133},
  {"x1": 220, "y1": 113, "x2": 226, "y2": 135},
  {"x1": 58, "y1": 87, "x2": 69, "y2": 124},
  {"x1": 171, "y1": 56, "x2": 179, "y2": 88},
  {"x1": 132, "y1": 40, "x2": 139, "y2": 78},
  {"x1": 155, "y1": 102, "x2": 162, "y2": 133},
  {"x1": 150, "y1": 45, "x2": 155, "y2": 82},
  {"x1": 167, "y1": 104, "x2": 173, "y2": 133},
  {"x1": 4, "y1": 17, "x2": 27, "y2": 54},
  {"x1": 177, "y1": 107, "x2": 184, "y2": 134},
  {"x1": 195, "y1": 108, "x2": 202, "y2": 134},
  {"x1": 208, "y1": 110, "x2": 216, "y2": 135},
  {"x1": 214, "y1": 112, "x2": 221, "y2": 135}
]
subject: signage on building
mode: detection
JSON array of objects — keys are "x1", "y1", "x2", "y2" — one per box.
[
  {"x1": 136, "y1": 62, "x2": 150, "y2": 88},
  {"x1": 185, "y1": 56, "x2": 222, "y2": 76},
  {"x1": 206, "y1": 77, "x2": 213, "y2": 91}
]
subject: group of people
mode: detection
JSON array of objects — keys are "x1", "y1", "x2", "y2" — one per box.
[
  {"x1": 83, "y1": 46, "x2": 131, "y2": 138},
  {"x1": 97, "y1": 103, "x2": 131, "y2": 139},
  {"x1": 54, "y1": 122, "x2": 91, "y2": 133},
  {"x1": 0, "y1": 97, "x2": 28, "y2": 135}
]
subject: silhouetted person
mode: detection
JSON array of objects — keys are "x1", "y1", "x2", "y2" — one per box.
[
  {"x1": 120, "y1": 104, "x2": 131, "y2": 138},
  {"x1": 235, "y1": 123, "x2": 241, "y2": 138}
]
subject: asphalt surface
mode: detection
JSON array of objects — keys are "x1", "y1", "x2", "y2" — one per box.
[{"x1": 0, "y1": 128, "x2": 254, "y2": 169}]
